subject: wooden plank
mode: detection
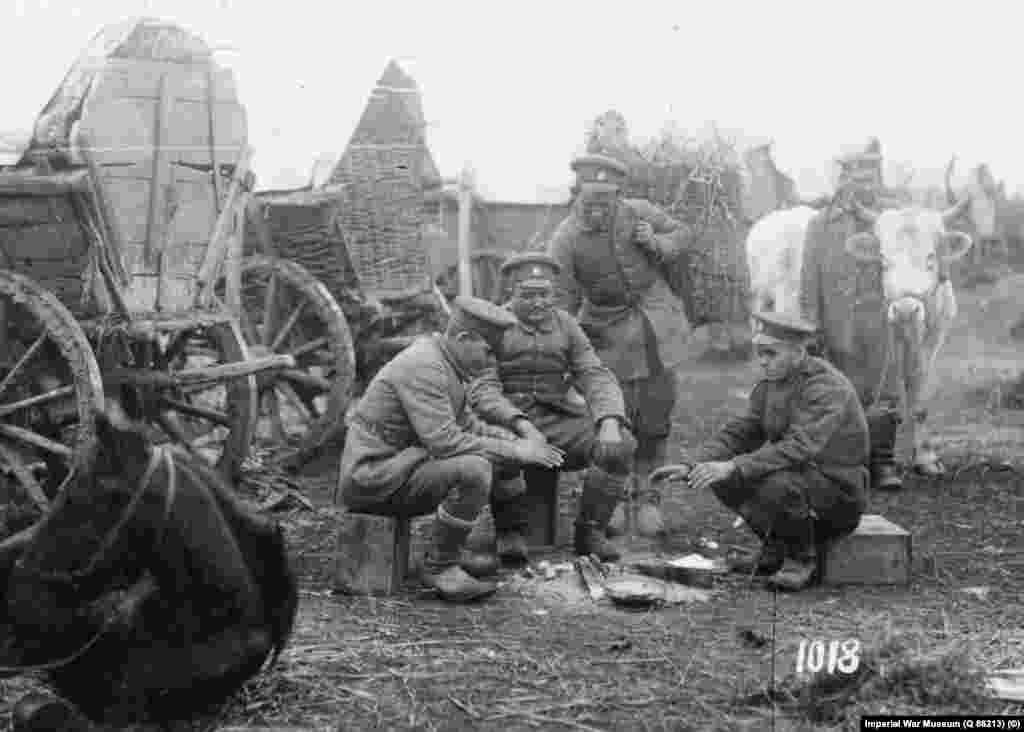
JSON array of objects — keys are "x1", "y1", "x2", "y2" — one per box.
[
  {"x1": 94, "y1": 59, "x2": 239, "y2": 102},
  {"x1": 0, "y1": 222, "x2": 90, "y2": 261},
  {"x1": 195, "y1": 146, "x2": 252, "y2": 306},
  {"x1": 122, "y1": 274, "x2": 195, "y2": 314},
  {"x1": 0, "y1": 169, "x2": 91, "y2": 195},
  {"x1": 822, "y1": 514, "x2": 912, "y2": 586},
  {"x1": 120, "y1": 241, "x2": 207, "y2": 277},
  {"x1": 77, "y1": 97, "x2": 158, "y2": 166},
  {"x1": 144, "y1": 70, "x2": 175, "y2": 268},
  {"x1": 206, "y1": 68, "x2": 222, "y2": 213}
]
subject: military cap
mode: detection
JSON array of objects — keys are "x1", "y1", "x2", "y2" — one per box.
[
  {"x1": 449, "y1": 295, "x2": 518, "y2": 348},
  {"x1": 570, "y1": 153, "x2": 630, "y2": 186},
  {"x1": 752, "y1": 311, "x2": 818, "y2": 346},
  {"x1": 500, "y1": 252, "x2": 561, "y2": 288}
]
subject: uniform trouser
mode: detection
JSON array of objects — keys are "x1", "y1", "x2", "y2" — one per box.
[
  {"x1": 493, "y1": 403, "x2": 636, "y2": 534},
  {"x1": 828, "y1": 327, "x2": 903, "y2": 472},
  {"x1": 620, "y1": 368, "x2": 677, "y2": 462},
  {"x1": 352, "y1": 455, "x2": 499, "y2": 522},
  {"x1": 711, "y1": 467, "x2": 864, "y2": 553}
]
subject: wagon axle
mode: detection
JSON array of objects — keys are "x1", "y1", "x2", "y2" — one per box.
[{"x1": 102, "y1": 352, "x2": 296, "y2": 390}]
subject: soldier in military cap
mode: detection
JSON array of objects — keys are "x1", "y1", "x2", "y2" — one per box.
[
  {"x1": 548, "y1": 152, "x2": 699, "y2": 538},
  {"x1": 652, "y1": 311, "x2": 870, "y2": 591},
  {"x1": 339, "y1": 296, "x2": 565, "y2": 603},
  {"x1": 800, "y1": 138, "x2": 905, "y2": 491},
  {"x1": 469, "y1": 252, "x2": 636, "y2": 562}
]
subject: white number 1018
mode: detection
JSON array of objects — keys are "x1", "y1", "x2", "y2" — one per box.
[{"x1": 795, "y1": 639, "x2": 861, "y2": 675}]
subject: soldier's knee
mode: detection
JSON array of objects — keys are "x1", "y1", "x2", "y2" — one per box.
[
  {"x1": 451, "y1": 455, "x2": 493, "y2": 496},
  {"x1": 752, "y1": 471, "x2": 805, "y2": 508}
]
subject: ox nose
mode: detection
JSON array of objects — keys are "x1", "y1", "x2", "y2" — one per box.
[{"x1": 888, "y1": 296, "x2": 925, "y2": 324}]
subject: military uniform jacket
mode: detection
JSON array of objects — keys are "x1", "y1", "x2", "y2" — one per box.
[
  {"x1": 548, "y1": 198, "x2": 696, "y2": 381},
  {"x1": 339, "y1": 335, "x2": 521, "y2": 507},
  {"x1": 691, "y1": 356, "x2": 870, "y2": 512},
  {"x1": 799, "y1": 207, "x2": 901, "y2": 401},
  {"x1": 469, "y1": 307, "x2": 627, "y2": 427}
]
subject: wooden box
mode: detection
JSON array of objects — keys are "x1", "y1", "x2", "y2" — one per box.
[
  {"x1": 333, "y1": 511, "x2": 411, "y2": 596},
  {"x1": 822, "y1": 514, "x2": 911, "y2": 586}
]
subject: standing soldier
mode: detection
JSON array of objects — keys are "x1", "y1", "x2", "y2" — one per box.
[
  {"x1": 799, "y1": 138, "x2": 904, "y2": 490},
  {"x1": 547, "y1": 153, "x2": 697, "y2": 537},
  {"x1": 469, "y1": 253, "x2": 636, "y2": 562},
  {"x1": 338, "y1": 296, "x2": 564, "y2": 603}
]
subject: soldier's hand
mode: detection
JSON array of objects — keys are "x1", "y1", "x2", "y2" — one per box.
[
  {"x1": 633, "y1": 221, "x2": 654, "y2": 245},
  {"x1": 689, "y1": 461, "x2": 737, "y2": 491},
  {"x1": 514, "y1": 439, "x2": 564, "y2": 469},
  {"x1": 593, "y1": 418, "x2": 629, "y2": 470},
  {"x1": 514, "y1": 418, "x2": 547, "y2": 445}
]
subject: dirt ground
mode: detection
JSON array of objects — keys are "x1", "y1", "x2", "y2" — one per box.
[{"x1": 5, "y1": 280, "x2": 1024, "y2": 731}]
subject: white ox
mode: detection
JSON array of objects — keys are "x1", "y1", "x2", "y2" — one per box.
[{"x1": 745, "y1": 194, "x2": 979, "y2": 474}]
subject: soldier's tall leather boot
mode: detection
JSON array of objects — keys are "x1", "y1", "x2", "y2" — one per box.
[
  {"x1": 574, "y1": 468, "x2": 624, "y2": 562},
  {"x1": 728, "y1": 506, "x2": 785, "y2": 576},
  {"x1": 421, "y1": 507, "x2": 498, "y2": 603},
  {"x1": 476, "y1": 474, "x2": 531, "y2": 566},
  {"x1": 767, "y1": 517, "x2": 818, "y2": 592},
  {"x1": 867, "y1": 407, "x2": 903, "y2": 491}
]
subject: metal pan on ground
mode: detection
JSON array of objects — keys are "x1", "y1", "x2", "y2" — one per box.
[{"x1": 604, "y1": 575, "x2": 667, "y2": 609}]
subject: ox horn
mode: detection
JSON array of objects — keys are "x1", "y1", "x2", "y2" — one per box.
[
  {"x1": 850, "y1": 197, "x2": 880, "y2": 224},
  {"x1": 942, "y1": 194, "x2": 972, "y2": 227}
]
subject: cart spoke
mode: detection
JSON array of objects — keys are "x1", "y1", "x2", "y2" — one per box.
[
  {"x1": 159, "y1": 396, "x2": 233, "y2": 428},
  {"x1": 0, "y1": 333, "x2": 47, "y2": 396},
  {"x1": 0, "y1": 442, "x2": 50, "y2": 511},
  {"x1": 276, "y1": 382, "x2": 312, "y2": 422},
  {"x1": 269, "y1": 300, "x2": 307, "y2": 352},
  {"x1": 238, "y1": 308, "x2": 261, "y2": 346},
  {"x1": 0, "y1": 385, "x2": 75, "y2": 418},
  {"x1": 260, "y1": 273, "x2": 279, "y2": 346},
  {"x1": 261, "y1": 390, "x2": 288, "y2": 444},
  {"x1": 285, "y1": 336, "x2": 328, "y2": 360},
  {"x1": 155, "y1": 411, "x2": 190, "y2": 446},
  {"x1": 0, "y1": 423, "x2": 74, "y2": 459},
  {"x1": 280, "y1": 369, "x2": 332, "y2": 394}
]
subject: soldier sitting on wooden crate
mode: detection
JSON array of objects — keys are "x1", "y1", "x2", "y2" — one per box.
[
  {"x1": 469, "y1": 253, "x2": 636, "y2": 563},
  {"x1": 338, "y1": 296, "x2": 564, "y2": 603},
  {"x1": 651, "y1": 312, "x2": 870, "y2": 591}
]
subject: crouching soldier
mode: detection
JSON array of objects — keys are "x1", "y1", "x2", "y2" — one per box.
[
  {"x1": 338, "y1": 296, "x2": 564, "y2": 603},
  {"x1": 469, "y1": 253, "x2": 636, "y2": 563},
  {"x1": 652, "y1": 312, "x2": 869, "y2": 591}
]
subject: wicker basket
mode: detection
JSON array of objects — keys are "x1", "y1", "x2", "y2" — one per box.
[{"x1": 330, "y1": 146, "x2": 435, "y2": 302}]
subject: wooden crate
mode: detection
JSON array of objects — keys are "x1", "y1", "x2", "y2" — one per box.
[
  {"x1": 333, "y1": 510, "x2": 411, "y2": 596},
  {"x1": 822, "y1": 514, "x2": 912, "y2": 586}
]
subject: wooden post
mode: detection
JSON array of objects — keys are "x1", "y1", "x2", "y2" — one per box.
[{"x1": 457, "y1": 165, "x2": 474, "y2": 297}]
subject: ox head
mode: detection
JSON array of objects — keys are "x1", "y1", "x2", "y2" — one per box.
[{"x1": 845, "y1": 201, "x2": 972, "y2": 323}]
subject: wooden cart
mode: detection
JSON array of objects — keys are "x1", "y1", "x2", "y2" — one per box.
[{"x1": 0, "y1": 147, "x2": 297, "y2": 529}]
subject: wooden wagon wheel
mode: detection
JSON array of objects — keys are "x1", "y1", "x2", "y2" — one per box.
[
  {"x1": 105, "y1": 319, "x2": 258, "y2": 480},
  {"x1": 0, "y1": 270, "x2": 104, "y2": 527},
  {"x1": 221, "y1": 255, "x2": 355, "y2": 460}
]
